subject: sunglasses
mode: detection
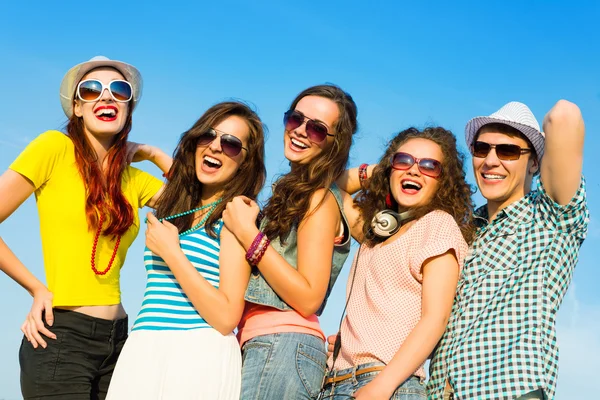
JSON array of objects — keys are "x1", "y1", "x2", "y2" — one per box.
[
  {"x1": 77, "y1": 79, "x2": 133, "y2": 103},
  {"x1": 472, "y1": 141, "x2": 531, "y2": 161},
  {"x1": 196, "y1": 128, "x2": 248, "y2": 157},
  {"x1": 390, "y1": 152, "x2": 443, "y2": 178},
  {"x1": 283, "y1": 110, "x2": 334, "y2": 144}
]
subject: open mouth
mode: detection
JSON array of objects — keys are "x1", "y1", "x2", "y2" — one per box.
[
  {"x1": 203, "y1": 155, "x2": 222, "y2": 170},
  {"x1": 290, "y1": 137, "x2": 309, "y2": 151},
  {"x1": 94, "y1": 106, "x2": 118, "y2": 121},
  {"x1": 481, "y1": 173, "x2": 506, "y2": 181},
  {"x1": 401, "y1": 179, "x2": 422, "y2": 194}
]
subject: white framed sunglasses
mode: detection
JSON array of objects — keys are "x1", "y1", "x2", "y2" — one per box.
[{"x1": 76, "y1": 79, "x2": 133, "y2": 103}]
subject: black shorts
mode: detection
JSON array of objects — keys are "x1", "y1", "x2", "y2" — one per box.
[{"x1": 19, "y1": 309, "x2": 127, "y2": 400}]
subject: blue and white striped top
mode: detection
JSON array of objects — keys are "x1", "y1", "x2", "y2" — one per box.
[{"x1": 132, "y1": 221, "x2": 223, "y2": 331}]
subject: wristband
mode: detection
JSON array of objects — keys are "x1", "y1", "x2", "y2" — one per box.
[
  {"x1": 251, "y1": 236, "x2": 270, "y2": 265},
  {"x1": 246, "y1": 232, "x2": 265, "y2": 262},
  {"x1": 246, "y1": 232, "x2": 270, "y2": 265},
  {"x1": 162, "y1": 168, "x2": 173, "y2": 180},
  {"x1": 358, "y1": 163, "x2": 369, "y2": 189}
]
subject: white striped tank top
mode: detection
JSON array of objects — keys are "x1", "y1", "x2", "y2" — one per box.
[{"x1": 132, "y1": 221, "x2": 223, "y2": 331}]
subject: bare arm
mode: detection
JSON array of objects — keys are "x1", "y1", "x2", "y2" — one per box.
[
  {"x1": 0, "y1": 170, "x2": 46, "y2": 295},
  {"x1": 354, "y1": 251, "x2": 459, "y2": 399},
  {"x1": 224, "y1": 191, "x2": 340, "y2": 317},
  {"x1": 0, "y1": 170, "x2": 56, "y2": 347},
  {"x1": 145, "y1": 215, "x2": 251, "y2": 335},
  {"x1": 336, "y1": 165, "x2": 376, "y2": 195},
  {"x1": 127, "y1": 143, "x2": 173, "y2": 209},
  {"x1": 541, "y1": 100, "x2": 585, "y2": 205},
  {"x1": 0, "y1": 237, "x2": 46, "y2": 296},
  {"x1": 340, "y1": 190, "x2": 365, "y2": 243}
]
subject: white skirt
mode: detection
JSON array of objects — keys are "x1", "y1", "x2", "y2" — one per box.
[{"x1": 107, "y1": 328, "x2": 241, "y2": 400}]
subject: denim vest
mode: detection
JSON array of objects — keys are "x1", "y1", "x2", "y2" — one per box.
[{"x1": 244, "y1": 183, "x2": 350, "y2": 316}]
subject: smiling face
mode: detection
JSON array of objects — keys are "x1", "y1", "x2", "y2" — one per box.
[
  {"x1": 472, "y1": 129, "x2": 538, "y2": 212},
  {"x1": 284, "y1": 95, "x2": 339, "y2": 165},
  {"x1": 73, "y1": 67, "x2": 130, "y2": 142},
  {"x1": 195, "y1": 115, "x2": 250, "y2": 193},
  {"x1": 389, "y1": 138, "x2": 443, "y2": 210}
]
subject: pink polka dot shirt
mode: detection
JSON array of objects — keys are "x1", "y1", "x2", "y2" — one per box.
[{"x1": 329, "y1": 210, "x2": 468, "y2": 378}]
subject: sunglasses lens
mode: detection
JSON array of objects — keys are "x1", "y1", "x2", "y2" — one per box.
[
  {"x1": 306, "y1": 120, "x2": 329, "y2": 143},
  {"x1": 221, "y1": 135, "x2": 244, "y2": 157},
  {"x1": 495, "y1": 144, "x2": 522, "y2": 160},
  {"x1": 109, "y1": 81, "x2": 132, "y2": 101},
  {"x1": 197, "y1": 130, "x2": 217, "y2": 146},
  {"x1": 391, "y1": 153, "x2": 415, "y2": 170},
  {"x1": 284, "y1": 110, "x2": 304, "y2": 131},
  {"x1": 78, "y1": 80, "x2": 103, "y2": 101},
  {"x1": 472, "y1": 141, "x2": 492, "y2": 158},
  {"x1": 419, "y1": 159, "x2": 442, "y2": 177}
]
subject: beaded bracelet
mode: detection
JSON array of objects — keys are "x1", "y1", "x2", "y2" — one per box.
[
  {"x1": 358, "y1": 163, "x2": 369, "y2": 189},
  {"x1": 248, "y1": 235, "x2": 265, "y2": 263},
  {"x1": 246, "y1": 232, "x2": 270, "y2": 265},
  {"x1": 246, "y1": 232, "x2": 265, "y2": 263},
  {"x1": 251, "y1": 236, "x2": 270, "y2": 265}
]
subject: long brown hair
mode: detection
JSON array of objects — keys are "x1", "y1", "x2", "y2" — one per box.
[
  {"x1": 262, "y1": 84, "x2": 358, "y2": 241},
  {"x1": 67, "y1": 77, "x2": 134, "y2": 237},
  {"x1": 356, "y1": 127, "x2": 476, "y2": 246},
  {"x1": 155, "y1": 101, "x2": 266, "y2": 238}
]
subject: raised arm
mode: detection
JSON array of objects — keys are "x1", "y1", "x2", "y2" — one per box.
[
  {"x1": 340, "y1": 190, "x2": 366, "y2": 243},
  {"x1": 353, "y1": 250, "x2": 460, "y2": 400},
  {"x1": 336, "y1": 164, "x2": 376, "y2": 195},
  {"x1": 145, "y1": 215, "x2": 250, "y2": 335},
  {"x1": 224, "y1": 191, "x2": 340, "y2": 318},
  {"x1": 127, "y1": 143, "x2": 173, "y2": 209},
  {"x1": 0, "y1": 170, "x2": 56, "y2": 348},
  {"x1": 541, "y1": 100, "x2": 585, "y2": 205}
]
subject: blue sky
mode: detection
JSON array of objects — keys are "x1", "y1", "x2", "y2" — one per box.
[{"x1": 1, "y1": 1, "x2": 598, "y2": 398}]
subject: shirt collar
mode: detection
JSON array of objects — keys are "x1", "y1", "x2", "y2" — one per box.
[{"x1": 475, "y1": 191, "x2": 535, "y2": 228}]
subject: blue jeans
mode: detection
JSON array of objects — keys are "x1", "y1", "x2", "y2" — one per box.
[
  {"x1": 241, "y1": 332, "x2": 327, "y2": 400},
  {"x1": 320, "y1": 362, "x2": 426, "y2": 400}
]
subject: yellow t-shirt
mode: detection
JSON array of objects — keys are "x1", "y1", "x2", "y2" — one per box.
[{"x1": 10, "y1": 130, "x2": 163, "y2": 306}]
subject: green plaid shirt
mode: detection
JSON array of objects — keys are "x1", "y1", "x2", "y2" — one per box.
[{"x1": 428, "y1": 177, "x2": 589, "y2": 400}]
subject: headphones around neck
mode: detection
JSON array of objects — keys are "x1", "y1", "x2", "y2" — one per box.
[{"x1": 370, "y1": 209, "x2": 415, "y2": 238}]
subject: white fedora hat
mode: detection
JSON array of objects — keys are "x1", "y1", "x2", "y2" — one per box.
[
  {"x1": 59, "y1": 55, "x2": 143, "y2": 118},
  {"x1": 465, "y1": 101, "x2": 545, "y2": 161}
]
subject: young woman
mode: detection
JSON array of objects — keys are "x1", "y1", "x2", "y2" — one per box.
[
  {"x1": 106, "y1": 101, "x2": 266, "y2": 399},
  {"x1": 0, "y1": 56, "x2": 171, "y2": 399},
  {"x1": 223, "y1": 84, "x2": 358, "y2": 399},
  {"x1": 321, "y1": 127, "x2": 475, "y2": 399}
]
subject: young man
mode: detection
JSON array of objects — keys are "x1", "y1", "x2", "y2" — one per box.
[{"x1": 427, "y1": 100, "x2": 589, "y2": 400}]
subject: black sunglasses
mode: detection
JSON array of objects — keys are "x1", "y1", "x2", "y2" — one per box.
[
  {"x1": 283, "y1": 110, "x2": 334, "y2": 144},
  {"x1": 196, "y1": 128, "x2": 247, "y2": 157},
  {"x1": 472, "y1": 141, "x2": 531, "y2": 161},
  {"x1": 390, "y1": 152, "x2": 443, "y2": 178}
]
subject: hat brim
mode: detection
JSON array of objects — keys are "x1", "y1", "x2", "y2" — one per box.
[
  {"x1": 59, "y1": 59, "x2": 143, "y2": 118},
  {"x1": 465, "y1": 116, "x2": 545, "y2": 161}
]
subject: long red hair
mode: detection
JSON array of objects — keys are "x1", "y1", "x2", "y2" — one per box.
[{"x1": 66, "y1": 107, "x2": 134, "y2": 237}]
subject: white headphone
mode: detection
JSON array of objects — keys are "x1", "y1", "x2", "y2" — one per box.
[{"x1": 370, "y1": 210, "x2": 414, "y2": 238}]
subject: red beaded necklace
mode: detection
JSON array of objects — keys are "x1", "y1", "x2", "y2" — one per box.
[{"x1": 90, "y1": 213, "x2": 121, "y2": 276}]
